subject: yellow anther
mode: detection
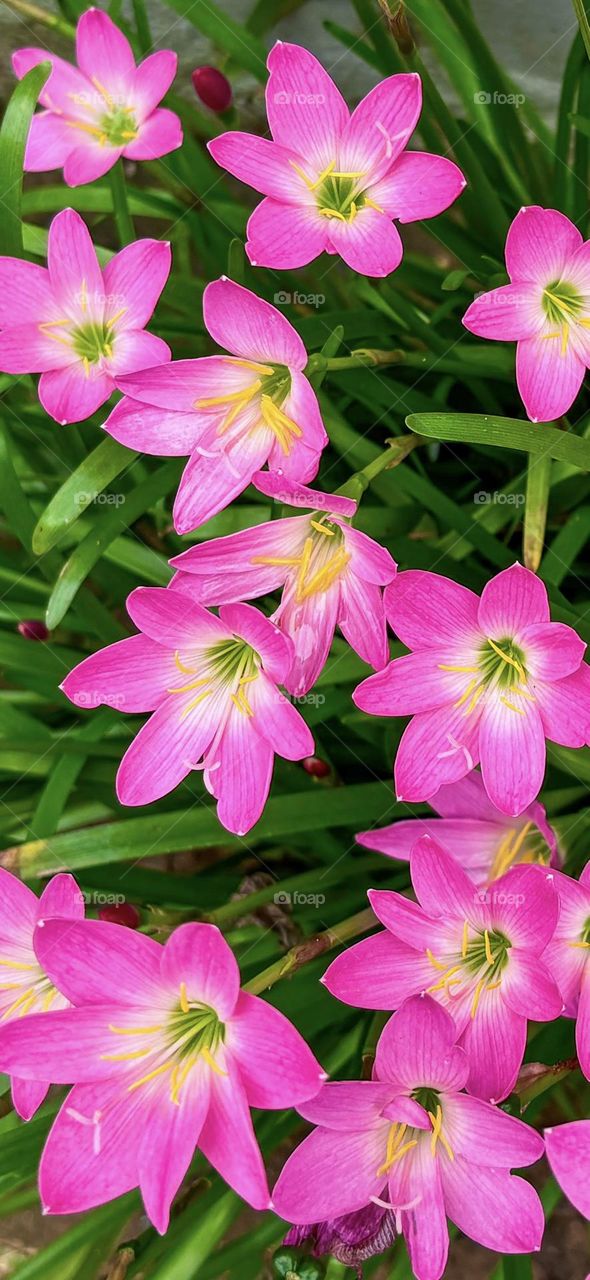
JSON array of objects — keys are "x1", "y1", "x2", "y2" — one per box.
[
  {"x1": 221, "y1": 357, "x2": 274, "y2": 376},
  {"x1": 507, "y1": 820, "x2": 533, "y2": 863},
  {"x1": 310, "y1": 520, "x2": 335, "y2": 536},
  {"x1": 377, "y1": 1123, "x2": 418, "y2": 1175},
  {"x1": 80, "y1": 278, "x2": 87, "y2": 312},
  {"x1": 231, "y1": 689, "x2": 254, "y2": 717},
  {"x1": 174, "y1": 651, "x2": 198, "y2": 675},
  {"x1": 428, "y1": 1105, "x2": 454, "y2": 1160},
  {"x1": 295, "y1": 537, "x2": 314, "y2": 599},
  {"x1": 251, "y1": 555, "x2": 302, "y2": 566},
  {"x1": 470, "y1": 977, "x2": 487, "y2": 1019},
  {"x1": 331, "y1": 169, "x2": 366, "y2": 179},
  {"x1": 179, "y1": 982, "x2": 190, "y2": 1014},
  {"x1": 109, "y1": 308, "x2": 127, "y2": 326},
  {"x1": 167, "y1": 677, "x2": 210, "y2": 694},
  {"x1": 91, "y1": 75, "x2": 115, "y2": 106},
  {"x1": 454, "y1": 678, "x2": 478, "y2": 710},
  {"x1": 318, "y1": 208, "x2": 348, "y2": 221},
  {"x1": 428, "y1": 964, "x2": 462, "y2": 994},
  {"x1": 109, "y1": 1023, "x2": 164, "y2": 1035},
  {"x1": 487, "y1": 638, "x2": 526, "y2": 682},
  {"x1": 296, "y1": 548, "x2": 350, "y2": 601},
  {"x1": 289, "y1": 159, "x2": 336, "y2": 191},
  {"x1": 465, "y1": 684, "x2": 486, "y2": 716},
  {"x1": 0, "y1": 959, "x2": 36, "y2": 970},
  {"x1": 82, "y1": 357, "x2": 90, "y2": 378},
  {"x1": 43, "y1": 988, "x2": 58, "y2": 1012},
  {"x1": 100, "y1": 1048, "x2": 151, "y2": 1061},
  {"x1": 426, "y1": 948, "x2": 448, "y2": 972},
  {"x1": 259, "y1": 396, "x2": 302, "y2": 455},
  {"x1": 569, "y1": 940, "x2": 590, "y2": 948},
  {"x1": 499, "y1": 697, "x2": 526, "y2": 716},
  {"x1": 201, "y1": 1045, "x2": 227, "y2": 1076},
  {"x1": 461, "y1": 921, "x2": 469, "y2": 958},
  {"x1": 128, "y1": 1062, "x2": 171, "y2": 1092},
  {"x1": 484, "y1": 930, "x2": 495, "y2": 966},
  {"x1": 438, "y1": 664, "x2": 479, "y2": 673},
  {"x1": 196, "y1": 382, "x2": 261, "y2": 412},
  {"x1": 181, "y1": 690, "x2": 213, "y2": 719},
  {"x1": 2, "y1": 990, "x2": 35, "y2": 1019},
  {"x1": 363, "y1": 196, "x2": 385, "y2": 213}
]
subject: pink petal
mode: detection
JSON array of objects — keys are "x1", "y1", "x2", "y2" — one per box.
[
  {"x1": 133, "y1": 50, "x2": 178, "y2": 119},
  {"x1": 32, "y1": 917, "x2": 163, "y2": 1006},
  {"x1": 534, "y1": 668, "x2": 590, "y2": 747},
  {"x1": 358, "y1": 817, "x2": 505, "y2": 885},
  {"x1": 38, "y1": 872, "x2": 84, "y2": 919},
  {"x1": 459, "y1": 989, "x2": 526, "y2": 1102},
  {"x1": 516, "y1": 330, "x2": 585, "y2": 422},
  {"x1": 502, "y1": 951, "x2": 562, "y2": 1021},
  {"x1": 107, "y1": 330, "x2": 170, "y2": 375},
  {"x1": 61, "y1": 632, "x2": 178, "y2": 713},
  {"x1": 38, "y1": 363, "x2": 112, "y2": 424},
  {"x1": 576, "y1": 970, "x2": 590, "y2": 1081},
  {"x1": 489, "y1": 864, "x2": 558, "y2": 950},
  {"x1": 138, "y1": 1067, "x2": 211, "y2": 1233},
  {"x1": 375, "y1": 996, "x2": 469, "y2": 1093},
  {"x1": 266, "y1": 42, "x2": 349, "y2": 168},
  {"x1": 463, "y1": 283, "x2": 543, "y2": 341},
  {"x1": 103, "y1": 240, "x2": 171, "y2": 331},
  {"x1": 322, "y1": 931, "x2": 431, "y2": 1009},
  {"x1": 199, "y1": 1057, "x2": 270, "y2": 1209},
  {"x1": 11, "y1": 1077, "x2": 49, "y2": 1121},
  {"x1": 520, "y1": 620, "x2": 585, "y2": 678},
  {"x1": 204, "y1": 703, "x2": 274, "y2": 836},
  {"x1": 12, "y1": 47, "x2": 93, "y2": 116},
  {"x1": 403, "y1": 1148, "x2": 448, "y2": 1280},
  {"x1": 276, "y1": 580, "x2": 339, "y2": 696},
  {"x1": 326, "y1": 209, "x2": 404, "y2": 278},
  {"x1": 63, "y1": 143, "x2": 120, "y2": 187},
  {"x1": 443, "y1": 1093, "x2": 544, "y2": 1166},
  {"x1": 252, "y1": 471, "x2": 356, "y2": 516},
  {"x1": 441, "y1": 1158, "x2": 544, "y2": 1252},
  {"x1": 104, "y1": 397, "x2": 203, "y2": 456},
  {"x1": 430, "y1": 772, "x2": 500, "y2": 820},
  {"x1": 410, "y1": 837, "x2": 480, "y2": 923},
  {"x1": 353, "y1": 652, "x2": 466, "y2": 716},
  {"x1": 246, "y1": 198, "x2": 329, "y2": 270},
  {"x1": 273, "y1": 1125, "x2": 388, "y2": 1223},
  {"x1": 276, "y1": 370, "x2": 328, "y2": 470},
  {"x1": 370, "y1": 150, "x2": 465, "y2": 221},
  {"x1": 479, "y1": 694, "x2": 546, "y2": 816},
  {"x1": 227, "y1": 991, "x2": 324, "y2": 1108},
  {"x1": 76, "y1": 10, "x2": 136, "y2": 96},
  {"x1": 394, "y1": 701, "x2": 481, "y2": 803},
  {"x1": 340, "y1": 524, "x2": 397, "y2": 584},
  {"x1": 160, "y1": 923, "x2": 240, "y2": 1018},
  {"x1": 385, "y1": 570, "x2": 480, "y2": 650},
  {"x1": 339, "y1": 73, "x2": 421, "y2": 182},
  {"x1": 0, "y1": 258, "x2": 53, "y2": 326},
  {"x1": 0, "y1": 323, "x2": 75, "y2": 374},
  {"x1": 0, "y1": 867, "x2": 40, "y2": 937},
  {"x1": 116, "y1": 695, "x2": 219, "y2": 806},
  {"x1": 40, "y1": 1078, "x2": 144, "y2": 1215},
  {"x1": 338, "y1": 576, "x2": 389, "y2": 672},
  {"x1": 219, "y1": 601, "x2": 293, "y2": 683},
  {"x1": 172, "y1": 433, "x2": 270, "y2": 533},
  {"x1": 23, "y1": 112, "x2": 74, "y2": 172},
  {"x1": 0, "y1": 1006, "x2": 134, "y2": 1081},
  {"x1": 169, "y1": 517, "x2": 304, "y2": 604},
  {"x1": 478, "y1": 562, "x2": 549, "y2": 634},
  {"x1": 123, "y1": 108, "x2": 182, "y2": 161},
  {"x1": 505, "y1": 205, "x2": 582, "y2": 284},
  {"x1": 47, "y1": 208, "x2": 103, "y2": 310},
  {"x1": 116, "y1": 354, "x2": 253, "y2": 410},
  {"x1": 249, "y1": 673, "x2": 314, "y2": 760},
  {"x1": 203, "y1": 278, "x2": 306, "y2": 368},
  {"x1": 367, "y1": 888, "x2": 452, "y2": 953},
  {"x1": 545, "y1": 1120, "x2": 590, "y2": 1219},
  {"x1": 126, "y1": 585, "x2": 229, "y2": 648},
  {"x1": 296, "y1": 1080, "x2": 394, "y2": 1130},
  {"x1": 208, "y1": 132, "x2": 303, "y2": 201}
]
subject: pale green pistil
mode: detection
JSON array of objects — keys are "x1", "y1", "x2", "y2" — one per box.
[
  {"x1": 99, "y1": 105, "x2": 138, "y2": 147},
  {"x1": 542, "y1": 280, "x2": 584, "y2": 326}
]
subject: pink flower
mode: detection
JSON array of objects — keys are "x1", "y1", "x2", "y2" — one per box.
[
  {"x1": 354, "y1": 562, "x2": 590, "y2": 816},
  {"x1": 0, "y1": 870, "x2": 84, "y2": 1120},
  {"x1": 208, "y1": 43, "x2": 465, "y2": 277},
  {"x1": 13, "y1": 9, "x2": 182, "y2": 186},
  {"x1": 283, "y1": 1202, "x2": 397, "y2": 1274},
  {"x1": 60, "y1": 587, "x2": 314, "y2": 835},
  {"x1": 545, "y1": 1121, "x2": 590, "y2": 1220},
  {"x1": 463, "y1": 206, "x2": 590, "y2": 422},
  {"x1": 0, "y1": 918, "x2": 325, "y2": 1230},
  {"x1": 323, "y1": 837, "x2": 562, "y2": 1103},
  {"x1": 357, "y1": 771, "x2": 560, "y2": 887},
  {"x1": 170, "y1": 472, "x2": 397, "y2": 695},
  {"x1": 542, "y1": 864, "x2": 590, "y2": 1068},
  {"x1": 0, "y1": 209, "x2": 171, "y2": 424},
  {"x1": 274, "y1": 996, "x2": 545, "y2": 1280},
  {"x1": 105, "y1": 278, "x2": 328, "y2": 533}
]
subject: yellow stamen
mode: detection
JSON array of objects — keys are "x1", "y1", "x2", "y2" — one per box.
[
  {"x1": 295, "y1": 537, "x2": 314, "y2": 600},
  {"x1": 499, "y1": 696, "x2": 526, "y2": 715},
  {"x1": 109, "y1": 308, "x2": 127, "y2": 326},
  {"x1": 201, "y1": 1045, "x2": 227, "y2": 1076},
  {"x1": 251, "y1": 555, "x2": 302, "y2": 566},
  {"x1": 222, "y1": 357, "x2": 273, "y2": 376},
  {"x1": 167, "y1": 677, "x2": 210, "y2": 694},
  {"x1": 438, "y1": 664, "x2": 478, "y2": 673},
  {"x1": 428, "y1": 964, "x2": 462, "y2": 994},
  {"x1": 465, "y1": 684, "x2": 486, "y2": 716},
  {"x1": 290, "y1": 159, "x2": 336, "y2": 191},
  {"x1": 91, "y1": 76, "x2": 115, "y2": 107},
  {"x1": 461, "y1": 921, "x2": 469, "y2": 958},
  {"x1": 318, "y1": 208, "x2": 348, "y2": 221},
  {"x1": 170, "y1": 1056, "x2": 195, "y2": 1103},
  {"x1": 174, "y1": 651, "x2": 197, "y2": 675},
  {"x1": 428, "y1": 1105, "x2": 454, "y2": 1160},
  {"x1": 296, "y1": 548, "x2": 350, "y2": 601},
  {"x1": 180, "y1": 690, "x2": 214, "y2": 720},
  {"x1": 101, "y1": 1048, "x2": 152, "y2": 1061},
  {"x1": 363, "y1": 196, "x2": 385, "y2": 213},
  {"x1": 82, "y1": 357, "x2": 90, "y2": 379},
  {"x1": 128, "y1": 1063, "x2": 171, "y2": 1092},
  {"x1": 507, "y1": 820, "x2": 533, "y2": 863},
  {"x1": 426, "y1": 948, "x2": 447, "y2": 972},
  {"x1": 487, "y1": 638, "x2": 526, "y2": 682},
  {"x1": 0, "y1": 959, "x2": 36, "y2": 970},
  {"x1": 109, "y1": 1023, "x2": 164, "y2": 1035},
  {"x1": 80, "y1": 278, "x2": 87, "y2": 312},
  {"x1": 310, "y1": 520, "x2": 335, "y2": 536},
  {"x1": 179, "y1": 982, "x2": 190, "y2": 1014},
  {"x1": 196, "y1": 382, "x2": 262, "y2": 412},
  {"x1": 484, "y1": 930, "x2": 495, "y2": 966},
  {"x1": 231, "y1": 690, "x2": 254, "y2": 717},
  {"x1": 43, "y1": 988, "x2": 58, "y2": 1012},
  {"x1": 2, "y1": 990, "x2": 36, "y2": 1019},
  {"x1": 454, "y1": 679, "x2": 478, "y2": 710},
  {"x1": 470, "y1": 977, "x2": 487, "y2": 1019}
]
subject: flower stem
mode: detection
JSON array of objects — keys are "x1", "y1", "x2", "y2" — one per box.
[
  {"x1": 573, "y1": 0, "x2": 590, "y2": 62},
  {"x1": 2, "y1": 0, "x2": 74, "y2": 35},
  {"x1": 243, "y1": 907, "x2": 375, "y2": 995},
  {"x1": 337, "y1": 434, "x2": 424, "y2": 505},
  {"x1": 109, "y1": 160, "x2": 135, "y2": 247},
  {"x1": 523, "y1": 451, "x2": 552, "y2": 572}
]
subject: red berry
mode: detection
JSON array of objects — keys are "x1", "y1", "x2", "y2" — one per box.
[
  {"x1": 192, "y1": 66, "x2": 232, "y2": 113},
  {"x1": 17, "y1": 619, "x2": 49, "y2": 641},
  {"x1": 302, "y1": 756, "x2": 331, "y2": 779},
  {"x1": 98, "y1": 902, "x2": 140, "y2": 928}
]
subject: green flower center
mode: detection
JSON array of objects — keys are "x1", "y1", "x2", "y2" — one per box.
[
  {"x1": 464, "y1": 928, "x2": 511, "y2": 980},
  {"x1": 411, "y1": 1085, "x2": 442, "y2": 1113},
  {"x1": 478, "y1": 636, "x2": 527, "y2": 690},
  {"x1": 542, "y1": 280, "x2": 584, "y2": 326},
  {"x1": 167, "y1": 999, "x2": 225, "y2": 1061},
  {"x1": 99, "y1": 105, "x2": 138, "y2": 147},
  {"x1": 207, "y1": 637, "x2": 260, "y2": 685},
  {"x1": 72, "y1": 319, "x2": 117, "y2": 365}
]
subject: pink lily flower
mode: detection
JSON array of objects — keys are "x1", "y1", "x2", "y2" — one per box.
[
  {"x1": 208, "y1": 43, "x2": 465, "y2": 277},
  {"x1": 274, "y1": 996, "x2": 545, "y2": 1280},
  {"x1": 357, "y1": 771, "x2": 560, "y2": 887},
  {"x1": 545, "y1": 1121, "x2": 590, "y2": 1221},
  {"x1": 170, "y1": 472, "x2": 397, "y2": 696},
  {"x1": 323, "y1": 837, "x2": 562, "y2": 1102},
  {"x1": 60, "y1": 587, "x2": 314, "y2": 835},
  {"x1": 542, "y1": 864, "x2": 590, "y2": 1061},
  {"x1": 353, "y1": 562, "x2": 590, "y2": 816},
  {"x1": 13, "y1": 9, "x2": 182, "y2": 186},
  {"x1": 105, "y1": 278, "x2": 328, "y2": 533},
  {"x1": 0, "y1": 208, "x2": 171, "y2": 424},
  {"x1": 0, "y1": 918, "x2": 325, "y2": 1230},
  {"x1": 463, "y1": 206, "x2": 590, "y2": 422},
  {"x1": 0, "y1": 870, "x2": 84, "y2": 1120}
]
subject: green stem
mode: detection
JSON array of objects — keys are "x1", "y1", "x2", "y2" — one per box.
[
  {"x1": 337, "y1": 434, "x2": 424, "y2": 505},
  {"x1": 109, "y1": 160, "x2": 135, "y2": 247},
  {"x1": 306, "y1": 346, "x2": 513, "y2": 381},
  {"x1": 243, "y1": 907, "x2": 375, "y2": 995},
  {"x1": 2, "y1": 0, "x2": 74, "y2": 34},
  {"x1": 523, "y1": 452, "x2": 552, "y2": 572},
  {"x1": 573, "y1": 0, "x2": 590, "y2": 61}
]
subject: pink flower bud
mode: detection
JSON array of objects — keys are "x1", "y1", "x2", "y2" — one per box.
[
  {"x1": 302, "y1": 756, "x2": 331, "y2": 779},
  {"x1": 17, "y1": 620, "x2": 49, "y2": 641},
  {"x1": 98, "y1": 902, "x2": 140, "y2": 929},
  {"x1": 192, "y1": 65, "x2": 232, "y2": 113}
]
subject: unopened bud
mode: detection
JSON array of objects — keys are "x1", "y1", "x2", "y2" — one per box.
[
  {"x1": 192, "y1": 66, "x2": 232, "y2": 113},
  {"x1": 17, "y1": 619, "x2": 49, "y2": 641},
  {"x1": 98, "y1": 902, "x2": 140, "y2": 929},
  {"x1": 301, "y1": 756, "x2": 331, "y2": 779}
]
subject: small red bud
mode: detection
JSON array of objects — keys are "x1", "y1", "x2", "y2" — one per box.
[
  {"x1": 98, "y1": 902, "x2": 140, "y2": 929},
  {"x1": 301, "y1": 755, "x2": 331, "y2": 779},
  {"x1": 17, "y1": 619, "x2": 49, "y2": 641},
  {"x1": 192, "y1": 65, "x2": 232, "y2": 113}
]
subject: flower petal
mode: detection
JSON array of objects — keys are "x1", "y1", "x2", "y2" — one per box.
[
  {"x1": 478, "y1": 562, "x2": 549, "y2": 635},
  {"x1": 545, "y1": 1120, "x2": 590, "y2": 1219},
  {"x1": 38, "y1": 363, "x2": 113, "y2": 424},
  {"x1": 38, "y1": 872, "x2": 85, "y2": 920},
  {"x1": 322, "y1": 931, "x2": 430, "y2": 1010},
  {"x1": 133, "y1": 50, "x2": 178, "y2": 119},
  {"x1": 172, "y1": 432, "x2": 270, "y2": 533},
  {"x1": 227, "y1": 991, "x2": 324, "y2": 1108},
  {"x1": 273, "y1": 1124, "x2": 388, "y2": 1223},
  {"x1": 11, "y1": 1077, "x2": 49, "y2": 1121},
  {"x1": 338, "y1": 575, "x2": 389, "y2": 673},
  {"x1": 102, "y1": 239, "x2": 171, "y2": 331},
  {"x1": 138, "y1": 1064, "x2": 211, "y2": 1233},
  {"x1": 441, "y1": 1158, "x2": 544, "y2": 1252},
  {"x1": 403, "y1": 1146, "x2": 448, "y2": 1280},
  {"x1": 123, "y1": 109, "x2": 182, "y2": 160},
  {"x1": 63, "y1": 143, "x2": 120, "y2": 187},
  {"x1": 533, "y1": 667, "x2": 590, "y2": 747},
  {"x1": 107, "y1": 330, "x2": 170, "y2": 376},
  {"x1": 126, "y1": 585, "x2": 229, "y2": 648},
  {"x1": 76, "y1": 9, "x2": 136, "y2": 97},
  {"x1": 479, "y1": 694, "x2": 546, "y2": 816},
  {"x1": 249, "y1": 672, "x2": 314, "y2": 760},
  {"x1": 0, "y1": 323, "x2": 75, "y2": 374},
  {"x1": 276, "y1": 579, "x2": 340, "y2": 696},
  {"x1": 338, "y1": 74, "x2": 422, "y2": 182},
  {"x1": 13, "y1": 47, "x2": 92, "y2": 116},
  {"x1": 204, "y1": 702, "x2": 274, "y2": 836},
  {"x1": 326, "y1": 209, "x2": 404, "y2": 278},
  {"x1": 370, "y1": 150, "x2": 465, "y2": 221},
  {"x1": 116, "y1": 694, "x2": 219, "y2": 806},
  {"x1": 394, "y1": 702, "x2": 481, "y2": 804},
  {"x1": 60, "y1": 632, "x2": 178, "y2": 713},
  {"x1": 520, "y1": 620, "x2": 585, "y2": 679},
  {"x1": 160, "y1": 923, "x2": 240, "y2": 1018},
  {"x1": 220, "y1": 601, "x2": 293, "y2": 683},
  {"x1": 443, "y1": 1093, "x2": 544, "y2": 1166},
  {"x1": 296, "y1": 1080, "x2": 393, "y2": 1130},
  {"x1": 0, "y1": 258, "x2": 53, "y2": 326},
  {"x1": 169, "y1": 517, "x2": 304, "y2": 604},
  {"x1": 458, "y1": 988, "x2": 526, "y2": 1102},
  {"x1": 203, "y1": 277, "x2": 306, "y2": 368},
  {"x1": 516, "y1": 330, "x2": 585, "y2": 422},
  {"x1": 375, "y1": 996, "x2": 469, "y2": 1093},
  {"x1": 32, "y1": 917, "x2": 163, "y2": 1006},
  {"x1": 385, "y1": 570, "x2": 481, "y2": 650},
  {"x1": 104, "y1": 397, "x2": 203, "y2": 456},
  {"x1": 505, "y1": 205, "x2": 582, "y2": 284},
  {"x1": 208, "y1": 132, "x2": 303, "y2": 202},
  {"x1": 246, "y1": 198, "x2": 329, "y2": 270},
  {"x1": 199, "y1": 1055, "x2": 270, "y2": 1209},
  {"x1": 502, "y1": 951, "x2": 562, "y2": 1021},
  {"x1": 40, "y1": 1078, "x2": 144, "y2": 1215},
  {"x1": 266, "y1": 42, "x2": 349, "y2": 169},
  {"x1": 353, "y1": 652, "x2": 467, "y2": 717},
  {"x1": 47, "y1": 208, "x2": 103, "y2": 314},
  {"x1": 463, "y1": 283, "x2": 543, "y2": 341},
  {"x1": 410, "y1": 837, "x2": 480, "y2": 923}
]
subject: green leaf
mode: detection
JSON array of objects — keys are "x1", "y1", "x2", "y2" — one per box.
[
  {"x1": 0, "y1": 62, "x2": 50, "y2": 256},
  {"x1": 32, "y1": 438, "x2": 138, "y2": 554},
  {"x1": 160, "y1": 0, "x2": 267, "y2": 78},
  {"x1": 406, "y1": 412, "x2": 590, "y2": 470}
]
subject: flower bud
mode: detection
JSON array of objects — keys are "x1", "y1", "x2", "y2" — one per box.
[
  {"x1": 301, "y1": 756, "x2": 331, "y2": 779},
  {"x1": 17, "y1": 619, "x2": 49, "y2": 641},
  {"x1": 98, "y1": 902, "x2": 140, "y2": 929},
  {"x1": 192, "y1": 66, "x2": 232, "y2": 113}
]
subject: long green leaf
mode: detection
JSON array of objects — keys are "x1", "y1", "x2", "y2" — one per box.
[
  {"x1": 32, "y1": 438, "x2": 138, "y2": 554},
  {"x1": 0, "y1": 62, "x2": 50, "y2": 256},
  {"x1": 406, "y1": 412, "x2": 590, "y2": 469}
]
